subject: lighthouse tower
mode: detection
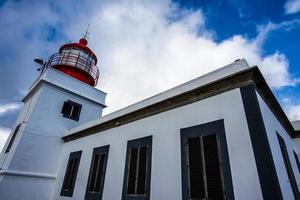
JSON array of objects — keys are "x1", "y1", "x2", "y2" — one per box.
[{"x1": 0, "y1": 36, "x2": 106, "y2": 200}]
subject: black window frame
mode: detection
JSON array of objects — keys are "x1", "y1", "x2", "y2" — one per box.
[
  {"x1": 122, "y1": 135, "x2": 152, "y2": 200},
  {"x1": 293, "y1": 151, "x2": 300, "y2": 173},
  {"x1": 277, "y1": 133, "x2": 300, "y2": 199},
  {"x1": 180, "y1": 119, "x2": 234, "y2": 200},
  {"x1": 5, "y1": 123, "x2": 21, "y2": 153},
  {"x1": 85, "y1": 145, "x2": 110, "y2": 200},
  {"x1": 60, "y1": 151, "x2": 82, "y2": 197},
  {"x1": 61, "y1": 100, "x2": 82, "y2": 121}
]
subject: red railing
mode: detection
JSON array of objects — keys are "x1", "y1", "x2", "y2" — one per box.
[{"x1": 46, "y1": 52, "x2": 99, "y2": 84}]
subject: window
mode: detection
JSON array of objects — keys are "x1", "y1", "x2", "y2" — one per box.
[
  {"x1": 187, "y1": 135, "x2": 224, "y2": 199},
  {"x1": 61, "y1": 100, "x2": 82, "y2": 121},
  {"x1": 5, "y1": 123, "x2": 21, "y2": 153},
  {"x1": 180, "y1": 120, "x2": 234, "y2": 200},
  {"x1": 61, "y1": 151, "x2": 82, "y2": 197},
  {"x1": 122, "y1": 136, "x2": 152, "y2": 200},
  {"x1": 277, "y1": 133, "x2": 299, "y2": 199},
  {"x1": 85, "y1": 145, "x2": 109, "y2": 200},
  {"x1": 293, "y1": 151, "x2": 300, "y2": 173}
]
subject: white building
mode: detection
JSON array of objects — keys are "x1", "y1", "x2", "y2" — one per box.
[{"x1": 0, "y1": 37, "x2": 300, "y2": 200}]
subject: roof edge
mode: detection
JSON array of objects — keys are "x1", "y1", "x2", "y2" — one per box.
[{"x1": 62, "y1": 66, "x2": 299, "y2": 142}]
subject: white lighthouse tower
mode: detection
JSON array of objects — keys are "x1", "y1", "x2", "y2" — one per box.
[{"x1": 0, "y1": 36, "x2": 106, "y2": 200}]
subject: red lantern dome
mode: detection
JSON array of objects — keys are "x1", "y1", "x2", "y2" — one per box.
[{"x1": 46, "y1": 38, "x2": 99, "y2": 86}]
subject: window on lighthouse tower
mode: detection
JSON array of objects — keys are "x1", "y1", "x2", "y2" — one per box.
[{"x1": 61, "y1": 100, "x2": 82, "y2": 121}]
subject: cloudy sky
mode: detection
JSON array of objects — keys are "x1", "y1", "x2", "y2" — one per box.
[{"x1": 1, "y1": 0, "x2": 300, "y2": 150}]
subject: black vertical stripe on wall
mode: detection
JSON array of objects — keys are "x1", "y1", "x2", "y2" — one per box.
[{"x1": 240, "y1": 84, "x2": 283, "y2": 199}]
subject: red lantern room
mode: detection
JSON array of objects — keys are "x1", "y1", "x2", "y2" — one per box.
[{"x1": 46, "y1": 37, "x2": 99, "y2": 86}]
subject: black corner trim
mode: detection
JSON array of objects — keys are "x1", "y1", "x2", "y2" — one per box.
[
  {"x1": 122, "y1": 135, "x2": 152, "y2": 200},
  {"x1": 85, "y1": 145, "x2": 110, "y2": 200},
  {"x1": 240, "y1": 84, "x2": 283, "y2": 199},
  {"x1": 180, "y1": 119, "x2": 234, "y2": 200},
  {"x1": 5, "y1": 123, "x2": 21, "y2": 153}
]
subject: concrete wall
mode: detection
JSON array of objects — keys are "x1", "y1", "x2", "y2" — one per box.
[
  {"x1": 53, "y1": 89, "x2": 263, "y2": 200},
  {"x1": 0, "y1": 71, "x2": 106, "y2": 200},
  {"x1": 257, "y1": 92, "x2": 300, "y2": 199}
]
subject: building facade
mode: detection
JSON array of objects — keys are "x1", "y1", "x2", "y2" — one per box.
[{"x1": 0, "y1": 38, "x2": 300, "y2": 200}]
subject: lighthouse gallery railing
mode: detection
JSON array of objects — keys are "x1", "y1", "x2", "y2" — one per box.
[{"x1": 46, "y1": 52, "x2": 99, "y2": 84}]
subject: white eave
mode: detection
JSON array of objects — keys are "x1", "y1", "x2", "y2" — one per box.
[
  {"x1": 292, "y1": 120, "x2": 300, "y2": 131},
  {"x1": 22, "y1": 68, "x2": 107, "y2": 107}
]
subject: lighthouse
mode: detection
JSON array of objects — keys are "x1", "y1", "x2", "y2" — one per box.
[
  {"x1": 49, "y1": 37, "x2": 99, "y2": 86},
  {"x1": 0, "y1": 36, "x2": 106, "y2": 200}
]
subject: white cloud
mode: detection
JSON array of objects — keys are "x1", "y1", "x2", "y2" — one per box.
[
  {"x1": 285, "y1": 0, "x2": 300, "y2": 14},
  {"x1": 0, "y1": 103, "x2": 21, "y2": 117},
  {"x1": 283, "y1": 98, "x2": 300, "y2": 121},
  {"x1": 0, "y1": 126, "x2": 10, "y2": 152},
  {"x1": 0, "y1": 0, "x2": 299, "y2": 119},
  {"x1": 60, "y1": 1, "x2": 298, "y2": 114},
  {"x1": 288, "y1": 105, "x2": 300, "y2": 120}
]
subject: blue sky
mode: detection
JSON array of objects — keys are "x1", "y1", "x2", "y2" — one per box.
[
  {"x1": 0, "y1": 0, "x2": 300, "y2": 149},
  {"x1": 176, "y1": 0, "x2": 300, "y2": 106}
]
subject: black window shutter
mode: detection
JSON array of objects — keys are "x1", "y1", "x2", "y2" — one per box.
[
  {"x1": 71, "y1": 105, "x2": 80, "y2": 119},
  {"x1": 180, "y1": 120, "x2": 234, "y2": 200},
  {"x1": 89, "y1": 154, "x2": 100, "y2": 192},
  {"x1": 203, "y1": 134, "x2": 224, "y2": 199},
  {"x1": 85, "y1": 145, "x2": 109, "y2": 200},
  {"x1": 61, "y1": 151, "x2": 82, "y2": 197},
  {"x1": 61, "y1": 100, "x2": 82, "y2": 121},
  {"x1": 122, "y1": 135, "x2": 152, "y2": 200},
  {"x1": 95, "y1": 154, "x2": 105, "y2": 192},
  {"x1": 137, "y1": 146, "x2": 148, "y2": 194},
  {"x1": 127, "y1": 147, "x2": 138, "y2": 195},
  {"x1": 187, "y1": 137, "x2": 205, "y2": 199},
  {"x1": 62, "y1": 101, "x2": 71, "y2": 115}
]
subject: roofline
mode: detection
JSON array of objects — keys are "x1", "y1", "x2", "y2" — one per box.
[
  {"x1": 62, "y1": 66, "x2": 299, "y2": 142},
  {"x1": 23, "y1": 79, "x2": 107, "y2": 108},
  {"x1": 23, "y1": 68, "x2": 107, "y2": 107}
]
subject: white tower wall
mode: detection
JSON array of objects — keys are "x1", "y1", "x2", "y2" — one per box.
[{"x1": 0, "y1": 68, "x2": 106, "y2": 200}]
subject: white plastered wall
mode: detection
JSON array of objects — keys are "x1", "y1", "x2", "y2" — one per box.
[
  {"x1": 257, "y1": 91, "x2": 300, "y2": 199},
  {"x1": 53, "y1": 89, "x2": 263, "y2": 200},
  {"x1": 0, "y1": 74, "x2": 106, "y2": 200}
]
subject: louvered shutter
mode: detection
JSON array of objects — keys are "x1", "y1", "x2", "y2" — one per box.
[
  {"x1": 187, "y1": 137, "x2": 205, "y2": 199},
  {"x1": 137, "y1": 146, "x2": 148, "y2": 194},
  {"x1": 203, "y1": 134, "x2": 224, "y2": 199},
  {"x1": 61, "y1": 151, "x2": 82, "y2": 197},
  {"x1": 62, "y1": 101, "x2": 72, "y2": 115},
  {"x1": 127, "y1": 147, "x2": 138, "y2": 194}
]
